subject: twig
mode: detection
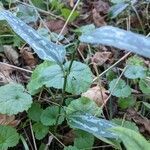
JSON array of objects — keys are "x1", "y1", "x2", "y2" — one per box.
[
  {"x1": 101, "y1": 66, "x2": 127, "y2": 108},
  {"x1": 29, "y1": 121, "x2": 37, "y2": 150},
  {"x1": 49, "y1": 131, "x2": 65, "y2": 148},
  {"x1": 92, "y1": 52, "x2": 131, "y2": 82},
  {"x1": 56, "y1": 0, "x2": 80, "y2": 43},
  {"x1": 0, "y1": 62, "x2": 32, "y2": 73}
]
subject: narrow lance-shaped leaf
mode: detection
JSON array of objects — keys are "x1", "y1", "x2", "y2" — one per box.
[
  {"x1": 0, "y1": 10, "x2": 66, "y2": 64},
  {"x1": 111, "y1": 127, "x2": 150, "y2": 150},
  {"x1": 80, "y1": 26, "x2": 150, "y2": 58},
  {"x1": 68, "y1": 114, "x2": 118, "y2": 139}
]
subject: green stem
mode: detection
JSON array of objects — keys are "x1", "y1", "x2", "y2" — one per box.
[{"x1": 54, "y1": 45, "x2": 77, "y2": 133}]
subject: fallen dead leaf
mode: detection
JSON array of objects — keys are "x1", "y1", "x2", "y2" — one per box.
[
  {"x1": 126, "y1": 108, "x2": 150, "y2": 135},
  {"x1": 3, "y1": 45, "x2": 19, "y2": 65},
  {"x1": 0, "y1": 64, "x2": 13, "y2": 85},
  {"x1": 46, "y1": 20, "x2": 68, "y2": 35},
  {"x1": 63, "y1": 130, "x2": 75, "y2": 145},
  {"x1": 91, "y1": 51, "x2": 112, "y2": 66},
  {"x1": 82, "y1": 85, "x2": 109, "y2": 106},
  {"x1": 20, "y1": 47, "x2": 37, "y2": 67},
  {"x1": 92, "y1": 9, "x2": 106, "y2": 27},
  {"x1": 0, "y1": 114, "x2": 20, "y2": 127},
  {"x1": 92, "y1": 0, "x2": 110, "y2": 15}
]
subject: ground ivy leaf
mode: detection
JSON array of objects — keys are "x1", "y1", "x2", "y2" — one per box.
[
  {"x1": 112, "y1": 119, "x2": 139, "y2": 132},
  {"x1": 33, "y1": 122, "x2": 49, "y2": 140},
  {"x1": 0, "y1": 10, "x2": 66, "y2": 63},
  {"x1": 66, "y1": 97, "x2": 101, "y2": 116},
  {"x1": 124, "y1": 65, "x2": 146, "y2": 79},
  {"x1": 74, "y1": 24, "x2": 95, "y2": 34},
  {"x1": 40, "y1": 106, "x2": 64, "y2": 126},
  {"x1": 0, "y1": 125, "x2": 19, "y2": 149},
  {"x1": 64, "y1": 61, "x2": 93, "y2": 94},
  {"x1": 28, "y1": 103, "x2": 43, "y2": 122},
  {"x1": 41, "y1": 61, "x2": 93, "y2": 94},
  {"x1": 139, "y1": 79, "x2": 150, "y2": 94},
  {"x1": 0, "y1": 83, "x2": 32, "y2": 115},
  {"x1": 118, "y1": 97, "x2": 135, "y2": 109},
  {"x1": 64, "y1": 146, "x2": 79, "y2": 150},
  {"x1": 74, "y1": 130, "x2": 94, "y2": 149},
  {"x1": 27, "y1": 61, "x2": 55, "y2": 95},
  {"x1": 109, "y1": 79, "x2": 131, "y2": 98}
]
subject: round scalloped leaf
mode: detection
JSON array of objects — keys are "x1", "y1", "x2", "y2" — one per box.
[
  {"x1": 41, "y1": 61, "x2": 93, "y2": 94},
  {"x1": 139, "y1": 79, "x2": 150, "y2": 94},
  {"x1": 74, "y1": 130, "x2": 94, "y2": 149},
  {"x1": 0, "y1": 125, "x2": 19, "y2": 149},
  {"x1": 109, "y1": 79, "x2": 131, "y2": 98},
  {"x1": 33, "y1": 122, "x2": 49, "y2": 140},
  {"x1": 112, "y1": 119, "x2": 138, "y2": 132},
  {"x1": 0, "y1": 83, "x2": 32, "y2": 115},
  {"x1": 27, "y1": 61, "x2": 55, "y2": 95},
  {"x1": 28, "y1": 103, "x2": 43, "y2": 122},
  {"x1": 40, "y1": 106, "x2": 64, "y2": 126},
  {"x1": 124, "y1": 65, "x2": 146, "y2": 79},
  {"x1": 66, "y1": 97, "x2": 101, "y2": 116}
]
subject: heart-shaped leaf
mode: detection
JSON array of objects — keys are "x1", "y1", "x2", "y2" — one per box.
[
  {"x1": 0, "y1": 83, "x2": 32, "y2": 115},
  {"x1": 28, "y1": 61, "x2": 93, "y2": 95},
  {"x1": 109, "y1": 79, "x2": 131, "y2": 98},
  {"x1": 124, "y1": 65, "x2": 146, "y2": 79},
  {"x1": 40, "y1": 106, "x2": 64, "y2": 126},
  {"x1": 0, "y1": 125, "x2": 19, "y2": 149}
]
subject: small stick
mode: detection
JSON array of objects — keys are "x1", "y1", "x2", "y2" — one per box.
[{"x1": 0, "y1": 62, "x2": 33, "y2": 73}]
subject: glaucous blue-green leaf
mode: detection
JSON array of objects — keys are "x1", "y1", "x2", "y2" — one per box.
[
  {"x1": 33, "y1": 122, "x2": 49, "y2": 140},
  {"x1": 139, "y1": 79, "x2": 150, "y2": 94},
  {"x1": 111, "y1": 127, "x2": 150, "y2": 150},
  {"x1": 27, "y1": 61, "x2": 55, "y2": 95},
  {"x1": 68, "y1": 114, "x2": 118, "y2": 139},
  {"x1": 0, "y1": 83, "x2": 32, "y2": 115},
  {"x1": 79, "y1": 26, "x2": 150, "y2": 58},
  {"x1": 66, "y1": 97, "x2": 101, "y2": 116},
  {"x1": 74, "y1": 130, "x2": 94, "y2": 149},
  {"x1": 0, "y1": 10, "x2": 66, "y2": 63},
  {"x1": 0, "y1": 125, "x2": 19, "y2": 149},
  {"x1": 40, "y1": 106, "x2": 64, "y2": 126},
  {"x1": 124, "y1": 65, "x2": 147, "y2": 79},
  {"x1": 109, "y1": 79, "x2": 131, "y2": 97},
  {"x1": 109, "y1": 2, "x2": 129, "y2": 18},
  {"x1": 111, "y1": 0, "x2": 128, "y2": 3},
  {"x1": 40, "y1": 61, "x2": 93, "y2": 94},
  {"x1": 16, "y1": 4, "x2": 38, "y2": 23}
]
